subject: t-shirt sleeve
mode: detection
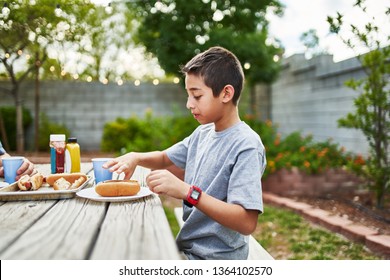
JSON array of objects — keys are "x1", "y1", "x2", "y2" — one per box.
[
  {"x1": 228, "y1": 147, "x2": 265, "y2": 213},
  {"x1": 165, "y1": 135, "x2": 190, "y2": 170}
]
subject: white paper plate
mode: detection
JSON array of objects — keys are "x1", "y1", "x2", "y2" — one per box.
[{"x1": 77, "y1": 187, "x2": 153, "y2": 202}]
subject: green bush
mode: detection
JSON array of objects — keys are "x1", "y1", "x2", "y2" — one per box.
[
  {"x1": 38, "y1": 113, "x2": 71, "y2": 152},
  {"x1": 101, "y1": 110, "x2": 198, "y2": 154},
  {"x1": 263, "y1": 129, "x2": 365, "y2": 178},
  {"x1": 0, "y1": 106, "x2": 32, "y2": 151},
  {"x1": 245, "y1": 117, "x2": 365, "y2": 178},
  {"x1": 101, "y1": 112, "x2": 365, "y2": 177}
]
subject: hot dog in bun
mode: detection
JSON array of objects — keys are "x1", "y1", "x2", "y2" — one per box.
[
  {"x1": 95, "y1": 180, "x2": 140, "y2": 197},
  {"x1": 18, "y1": 173, "x2": 44, "y2": 191}
]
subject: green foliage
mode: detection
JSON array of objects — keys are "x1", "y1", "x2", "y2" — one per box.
[
  {"x1": 128, "y1": 0, "x2": 284, "y2": 85},
  {"x1": 248, "y1": 121, "x2": 365, "y2": 178},
  {"x1": 0, "y1": 0, "x2": 96, "y2": 152},
  {"x1": 163, "y1": 206, "x2": 181, "y2": 237},
  {"x1": 101, "y1": 111, "x2": 198, "y2": 154},
  {"x1": 327, "y1": 0, "x2": 390, "y2": 208},
  {"x1": 101, "y1": 112, "x2": 364, "y2": 179},
  {"x1": 0, "y1": 0, "x2": 95, "y2": 78},
  {"x1": 0, "y1": 107, "x2": 32, "y2": 151},
  {"x1": 37, "y1": 113, "x2": 71, "y2": 152},
  {"x1": 76, "y1": 4, "x2": 138, "y2": 81},
  {"x1": 299, "y1": 29, "x2": 328, "y2": 58}
]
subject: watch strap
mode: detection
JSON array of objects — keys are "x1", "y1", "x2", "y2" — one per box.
[
  {"x1": 183, "y1": 199, "x2": 193, "y2": 208},
  {"x1": 184, "y1": 185, "x2": 202, "y2": 207}
]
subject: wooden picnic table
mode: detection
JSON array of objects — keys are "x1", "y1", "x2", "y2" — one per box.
[{"x1": 0, "y1": 163, "x2": 181, "y2": 260}]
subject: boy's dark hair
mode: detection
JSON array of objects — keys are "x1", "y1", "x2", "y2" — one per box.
[{"x1": 181, "y1": 46, "x2": 244, "y2": 105}]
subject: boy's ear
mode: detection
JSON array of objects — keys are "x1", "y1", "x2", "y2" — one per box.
[{"x1": 221, "y1": 85, "x2": 235, "y2": 103}]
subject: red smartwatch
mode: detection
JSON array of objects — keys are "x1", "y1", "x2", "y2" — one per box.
[{"x1": 184, "y1": 186, "x2": 202, "y2": 207}]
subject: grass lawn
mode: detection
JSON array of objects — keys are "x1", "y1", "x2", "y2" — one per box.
[{"x1": 164, "y1": 204, "x2": 381, "y2": 260}]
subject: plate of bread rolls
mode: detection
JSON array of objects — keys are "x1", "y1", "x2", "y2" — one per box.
[{"x1": 76, "y1": 179, "x2": 153, "y2": 202}]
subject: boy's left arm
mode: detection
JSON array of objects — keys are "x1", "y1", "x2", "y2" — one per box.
[
  {"x1": 146, "y1": 169, "x2": 259, "y2": 235},
  {"x1": 196, "y1": 192, "x2": 259, "y2": 235}
]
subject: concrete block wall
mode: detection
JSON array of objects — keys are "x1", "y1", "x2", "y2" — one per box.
[
  {"x1": 271, "y1": 54, "x2": 369, "y2": 155},
  {"x1": 0, "y1": 81, "x2": 187, "y2": 151}
]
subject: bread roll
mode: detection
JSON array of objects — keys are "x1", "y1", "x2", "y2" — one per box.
[
  {"x1": 46, "y1": 173, "x2": 87, "y2": 186},
  {"x1": 70, "y1": 176, "x2": 86, "y2": 189},
  {"x1": 53, "y1": 177, "x2": 71, "y2": 190},
  {"x1": 18, "y1": 175, "x2": 32, "y2": 191},
  {"x1": 95, "y1": 180, "x2": 140, "y2": 197},
  {"x1": 30, "y1": 173, "x2": 44, "y2": 190},
  {"x1": 53, "y1": 175, "x2": 87, "y2": 190}
]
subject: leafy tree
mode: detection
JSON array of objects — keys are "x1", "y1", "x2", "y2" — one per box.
[
  {"x1": 0, "y1": 0, "x2": 94, "y2": 153},
  {"x1": 127, "y1": 0, "x2": 284, "y2": 115},
  {"x1": 41, "y1": 3, "x2": 158, "y2": 82},
  {"x1": 327, "y1": 0, "x2": 390, "y2": 208},
  {"x1": 300, "y1": 29, "x2": 327, "y2": 59},
  {"x1": 0, "y1": 106, "x2": 32, "y2": 151},
  {"x1": 63, "y1": 3, "x2": 137, "y2": 82}
]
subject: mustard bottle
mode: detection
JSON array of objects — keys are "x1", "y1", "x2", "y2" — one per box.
[{"x1": 65, "y1": 137, "x2": 81, "y2": 173}]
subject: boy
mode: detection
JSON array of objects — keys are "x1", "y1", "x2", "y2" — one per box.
[{"x1": 104, "y1": 46, "x2": 266, "y2": 259}]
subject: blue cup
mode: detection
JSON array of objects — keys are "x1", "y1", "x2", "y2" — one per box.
[
  {"x1": 92, "y1": 158, "x2": 113, "y2": 184},
  {"x1": 2, "y1": 157, "x2": 24, "y2": 184}
]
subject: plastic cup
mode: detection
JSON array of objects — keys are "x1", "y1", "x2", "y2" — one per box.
[
  {"x1": 92, "y1": 158, "x2": 113, "y2": 184},
  {"x1": 2, "y1": 156, "x2": 24, "y2": 184}
]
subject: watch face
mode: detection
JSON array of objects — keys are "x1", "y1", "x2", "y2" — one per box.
[{"x1": 191, "y1": 189, "x2": 200, "y2": 200}]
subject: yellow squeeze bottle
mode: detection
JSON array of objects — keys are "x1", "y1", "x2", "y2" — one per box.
[{"x1": 65, "y1": 137, "x2": 81, "y2": 173}]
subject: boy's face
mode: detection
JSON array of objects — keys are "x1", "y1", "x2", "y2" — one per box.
[{"x1": 185, "y1": 74, "x2": 224, "y2": 125}]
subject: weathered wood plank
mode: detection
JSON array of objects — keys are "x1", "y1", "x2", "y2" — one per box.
[
  {"x1": 91, "y1": 194, "x2": 181, "y2": 260},
  {"x1": 0, "y1": 198, "x2": 105, "y2": 259},
  {"x1": 0, "y1": 200, "x2": 56, "y2": 254},
  {"x1": 0, "y1": 164, "x2": 180, "y2": 259}
]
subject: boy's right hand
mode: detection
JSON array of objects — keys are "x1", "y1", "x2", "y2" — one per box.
[{"x1": 103, "y1": 154, "x2": 138, "y2": 180}]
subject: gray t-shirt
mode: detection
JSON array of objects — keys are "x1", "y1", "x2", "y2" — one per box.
[{"x1": 166, "y1": 121, "x2": 266, "y2": 260}]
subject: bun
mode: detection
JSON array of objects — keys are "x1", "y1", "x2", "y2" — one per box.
[
  {"x1": 52, "y1": 174, "x2": 87, "y2": 190},
  {"x1": 95, "y1": 180, "x2": 140, "y2": 197},
  {"x1": 46, "y1": 173, "x2": 87, "y2": 186},
  {"x1": 53, "y1": 177, "x2": 71, "y2": 190},
  {"x1": 30, "y1": 173, "x2": 44, "y2": 190},
  {"x1": 18, "y1": 175, "x2": 31, "y2": 191},
  {"x1": 70, "y1": 176, "x2": 86, "y2": 189}
]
